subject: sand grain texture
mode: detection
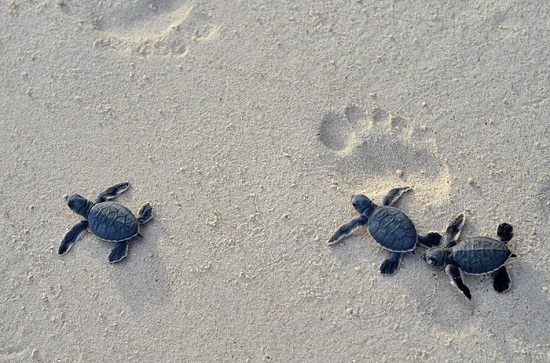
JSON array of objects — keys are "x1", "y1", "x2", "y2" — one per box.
[{"x1": 1, "y1": 1, "x2": 548, "y2": 361}]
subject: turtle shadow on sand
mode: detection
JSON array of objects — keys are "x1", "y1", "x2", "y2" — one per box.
[
  {"x1": 106, "y1": 215, "x2": 173, "y2": 311},
  {"x1": 406, "y1": 212, "x2": 549, "y2": 361},
  {"x1": 107, "y1": 235, "x2": 173, "y2": 312},
  {"x1": 539, "y1": 180, "x2": 550, "y2": 213},
  {"x1": 90, "y1": 221, "x2": 172, "y2": 312},
  {"x1": 413, "y1": 258, "x2": 550, "y2": 361},
  {"x1": 58, "y1": 182, "x2": 172, "y2": 311},
  {"x1": 318, "y1": 105, "x2": 451, "y2": 201}
]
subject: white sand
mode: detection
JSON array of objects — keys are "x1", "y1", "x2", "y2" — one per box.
[{"x1": 1, "y1": 1, "x2": 548, "y2": 361}]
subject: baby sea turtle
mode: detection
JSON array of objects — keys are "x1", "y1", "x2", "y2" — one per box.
[
  {"x1": 328, "y1": 187, "x2": 442, "y2": 274},
  {"x1": 58, "y1": 182, "x2": 153, "y2": 263},
  {"x1": 422, "y1": 213, "x2": 516, "y2": 299}
]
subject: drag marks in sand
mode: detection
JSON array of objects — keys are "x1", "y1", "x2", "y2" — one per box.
[
  {"x1": 319, "y1": 105, "x2": 451, "y2": 204},
  {"x1": 92, "y1": 1, "x2": 220, "y2": 58},
  {"x1": 0, "y1": 345, "x2": 36, "y2": 361}
]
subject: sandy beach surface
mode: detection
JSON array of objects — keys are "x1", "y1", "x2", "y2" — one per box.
[{"x1": 1, "y1": 1, "x2": 548, "y2": 361}]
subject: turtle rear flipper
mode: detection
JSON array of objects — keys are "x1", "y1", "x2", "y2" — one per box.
[
  {"x1": 442, "y1": 213, "x2": 466, "y2": 248},
  {"x1": 96, "y1": 182, "x2": 130, "y2": 203},
  {"x1": 327, "y1": 215, "x2": 368, "y2": 245},
  {"x1": 497, "y1": 223, "x2": 514, "y2": 243},
  {"x1": 109, "y1": 241, "x2": 129, "y2": 263},
  {"x1": 493, "y1": 266, "x2": 512, "y2": 293},
  {"x1": 59, "y1": 221, "x2": 88, "y2": 255},
  {"x1": 138, "y1": 203, "x2": 153, "y2": 224},
  {"x1": 445, "y1": 264, "x2": 471, "y2": 300},
  {"x1": 418, "y1": 232, "x2": 442, "y2": 248},
  {"x1": 381, "y1": 187, "x2": 410, "y2": 207},
  {"x1": 380, "y1": 251, "x2": 402, "y2": 275}
]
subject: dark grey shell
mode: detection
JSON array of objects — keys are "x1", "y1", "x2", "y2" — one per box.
[
  {"x1": 367, "y1": 206, "x2": 417, "y2": 252},
  {"x1": 451, "y1": 237, "x2": 512, "y2": 275},
  {"x1": 87, "y1": 202, "x2": 139, "y2": 242}
]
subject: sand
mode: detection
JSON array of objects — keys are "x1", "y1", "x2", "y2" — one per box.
[{"x1": 1, "y1": 1, "x2": 549, "y2": 362}]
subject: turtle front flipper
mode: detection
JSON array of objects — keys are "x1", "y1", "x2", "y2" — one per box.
[
  {"x1": 109, "y1": 241, "x2": 129, "y2": 263},
  {"x1": 59, "y1": 220, "x2": 88, "y2": 255},
  {"x1": 380, "y1": 251, "x2": 402, "y2": 275},
  {"x1": 417, "y1": 232, "x2": 442, "y2": 248},
  {"x1": 445, "y1": 264, "x2": 471, "y2": 300},
  {"x1": 381, "y1": 187, "x2": 410, "y2": 207},
  {"x1": 497, "y1": 223, "x2": 514, "y2": 243},
  {"x1": 493, "y1": 266, "x2": 512, "y2": 293},
  {"x1": 137, "y1": 203, "x2": 153, "y2": 224},
  {"x1": 96, "y1": 182, "x2": 130, "y2": 203},
  {"x1": 442, "y1": 213, "x2": 466, "y2": 248},
  {"x1": 327, "y1": 215, "x2": 368, "y2": 245}
]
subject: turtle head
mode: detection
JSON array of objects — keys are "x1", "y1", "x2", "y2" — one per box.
[
  {"x1": 351, "y1": 194, "x2": 377, "y2": 217},
  {"x1": 422, "y1": 248, "x2": 446, "y2": 267},
  {"x1": 65, "y1": 194, "x2": 93, "y2": 218}
]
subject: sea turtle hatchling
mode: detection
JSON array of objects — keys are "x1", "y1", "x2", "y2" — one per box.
[
  {"x1": 58, "y1": 182, "x2": 153, "y2": 263},
  {"x1": 422, "y1": 213, "x2": 516, "y2": 299},
  {"x1": 328, "y1": 187, "x2": 442, "y2": 274}
]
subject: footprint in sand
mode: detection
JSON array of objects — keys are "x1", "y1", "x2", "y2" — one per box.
[
  {"x1": 319, "y1": 105, "x2": 451, "y2": 204},
  {"x1": 91, "y1": 1, "x2": 220, "y2": 58}
]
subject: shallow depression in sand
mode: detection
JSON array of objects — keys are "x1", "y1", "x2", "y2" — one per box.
[
  {"x1": 92, "y1": 1, "x2": 220, "y2": 57},
  {"x1": 319, "y1": 105, "x2": 451, "y2": 205}
]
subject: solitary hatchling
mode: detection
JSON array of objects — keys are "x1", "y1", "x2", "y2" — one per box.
[
  {"x1": 328, "y1": 187, "x2": 441, "y2": 274},
  {"x1": 422, "y1": 213, "x2": 516, "y2": 299},
  {"x1": 59, "y1": 182, "x2": 153, "y2": 263}
]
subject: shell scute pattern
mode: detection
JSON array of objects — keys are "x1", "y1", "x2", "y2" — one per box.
[
  {"x1": 368, "y1": 207, "x2": 417, "y2": 252},
  {"x1": 452, "y1": 237, "x2": 512, "y2": 275},
  {"x1": 88, "y1": 202, "x2": 138, "y2": 241}
]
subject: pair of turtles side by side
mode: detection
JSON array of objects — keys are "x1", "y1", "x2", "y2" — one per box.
[
  {"x1": 422, "y1": 213, "x2": 516, "y2": 300},
  {"x1": 327, "y1": 187, "x2": 516, "y2": 298},
  {"x1": 327, "y1": 187, "x2": 442, "y2": 275},
  {"x1": 59, "y1": 182, "x2": 153, "y2": 263}
]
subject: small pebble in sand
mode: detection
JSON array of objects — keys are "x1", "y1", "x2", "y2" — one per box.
[
  {"x1": 467, "y1": 177, "x2": 475, "y2": 185},
  {"x1": 395, "y1": 169, "x2": 403, "y2": 177}
]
